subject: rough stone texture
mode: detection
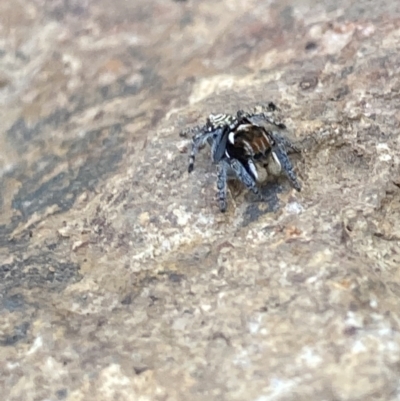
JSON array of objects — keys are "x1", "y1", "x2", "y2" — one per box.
[{"x1": 1, "y1": 0, "x2": 400, "y2": 400}]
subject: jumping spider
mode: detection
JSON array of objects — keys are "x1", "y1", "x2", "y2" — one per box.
[{"x1": 181, "y1": 104, "x2": 301, "y2": 212}]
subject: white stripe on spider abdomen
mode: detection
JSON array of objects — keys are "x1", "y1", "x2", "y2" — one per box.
[{"x1": 230, "y1": 125, "x2": 274, "y2": 158}]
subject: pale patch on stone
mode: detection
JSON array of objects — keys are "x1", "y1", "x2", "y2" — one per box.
[
  {"x1": 200, "y1": 304, "x2": 211, "y2": 312},
  {"x1": 98, "y1": 72, "x2": 119, "y2": 86},
  {"x1": 370, "y1": 298, "x2": 378, "y2": 308},
  {"x1": 173, "y1": 207, "x2": 191, "y2": 226},
  {"x1": 356, "y1": 23, "x2": 376, "y2": 37},
  {"x1": 176, "y1": 140, "x2": 189, "y2": 153},
  {"x1": 160, "y1": 239, "x2": 171, "y2": 252},
  {"x1": 255, "y1": 377, "x2": 297, "y2": 401},
  {"x1": 62, "y1": 53, "x2": 82, "y2": 74},
  {"x1": 285, "y1": 201, "x2": 304, "y2": 215},
  {"x1": 297, "y1": 346, "x2": 323, "y2": 368},
  {"x1": 27, "y1": 336, "x2": 43, "y2": 355},
  {"x1": 97, "y1": 364, "x2": 144, "y2": 401},
  {"x1": 125, "y1": 73, "x2": 143, "y2": 87},
  {"x1": 72, "y1": 240, "x2": 87, "y2": 251},
  {"x1": 6, "y1": 362, "x2": 19, "y2": 370},
  {"x1": 138, "y1": 212, "x2": 150, "y2": 226},
  {"x1": 308, "y1": 249, "x2": 332, "y2": 268},
  {"x1": 352, "y1": 340, "x2": 368, "y2": 354},
  {"x1": 322, "y1": 27, "x2": 355, "y2": 54},
  {"x1": 376, "y1": 143, "x2": 390, "y2": 151},
  {"x1": 376, "y1": 143, "x2": 392, "y2": 161},
  {"x1": 379, "y1": 152, "x2": 392, "y2": 162},
  {"x1": 165, "y1": 150, "x2": 174, "y2": 161},
  {"x1": 189, "y1": 74, "x2": 251, "y2": 104},
  {"x1": 131, "y1": 246, "x2": 155, "y2": 262},
  {"x1": 256, "y1": 48, "x2": 296, "y2": 70},
  {"x1": 172, "y1": 317, "x2": 189, "y2": 331},
  {"x1": 345, "y1": 311, "x2": 364, "y2": 329},
  {"x1": 248, "y1": 314, "x2": 262, "y2": 334},
  {"x1": 382, "y1": 28, "x2": 400, "y2": 49},
  {"x1": 0, "y1": 162, "x2": 15, "y2": 179},
  {"x1": 233, "y1": 349, "x2": 251, "y2": 368}
]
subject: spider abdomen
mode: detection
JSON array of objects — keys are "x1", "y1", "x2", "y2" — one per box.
[{"x1": 228, "y1": 125, "x2": 273, "y2": 159}]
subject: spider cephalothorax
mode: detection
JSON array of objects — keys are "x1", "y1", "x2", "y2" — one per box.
[
  {"x1": 181, "y1": 105, "x2": 301, "y2": 212},
  {"x1": 185, "y1": 113, "x2": 239, "y2": 172}
]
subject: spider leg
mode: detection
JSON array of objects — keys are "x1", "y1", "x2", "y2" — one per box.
[
  {"x1": 188, "y1": 128, "x2": 214, "y2": 173},
  {"x1": 210, "y1": 127, "x2": 229, "y2": 164},
  {"x1": 236, "y1": 109, "x2": 248, "y2": 120},
  {"x1": 217, "y1": 160, "x2": 228, "y2": 212},
  {"x1": 229, "y1": 158, "x2": 260, "y2": 197},
  {"x1": 179, "y1": 127, "x2": 193, "y2": 138},
  {"x1": 270, "y1": 131, "x2": 300, "y2": 154},
  {"x1": 271, "y1": 140, "x2": 301, "y2": 191}
]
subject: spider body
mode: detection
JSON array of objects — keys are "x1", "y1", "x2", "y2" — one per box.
[
  {"x1": 183, "y1": 107, "x2": 301, "y2": 212},
  {"x1": 226, "y1": 112, "x2": 301, "y2": 192}
]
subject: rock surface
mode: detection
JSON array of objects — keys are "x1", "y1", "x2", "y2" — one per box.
[{"x1": 1, "y1": 0, "x2": 400, "y2": 400}]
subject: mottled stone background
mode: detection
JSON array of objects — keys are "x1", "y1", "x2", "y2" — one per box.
[{"x1": 1, "y1": 0, "x2": 400, "y2": 400}]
